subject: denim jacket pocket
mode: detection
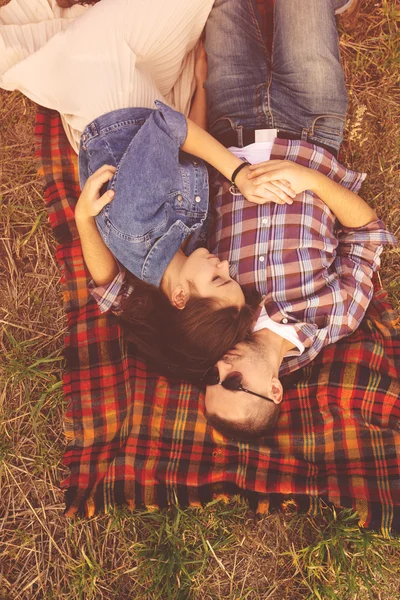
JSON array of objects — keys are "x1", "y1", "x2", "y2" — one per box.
[{"x1": 106, "y1": 205, "x2": 168, "y2": 248}]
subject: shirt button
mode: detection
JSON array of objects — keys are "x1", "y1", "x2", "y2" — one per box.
[
  {"x1": 195, "y1": 195, "x2": 201, "y2": 203},
  {"x1": 282, "y1": 318, "x2": 288, "y2": 324},
  {"x1": 262, "y1": 217, "x2": 269, "y2": 226},
  {"x1": 259, "y1": 256, "x2": 265, "y2": 262},
  {"x1": 177, "y1": 194, "x2": 183, "y2": 201}
]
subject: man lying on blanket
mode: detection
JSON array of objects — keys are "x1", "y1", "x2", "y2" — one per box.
[{"x1": 200, "y1": 0, "x2": 396, "y2": 440}]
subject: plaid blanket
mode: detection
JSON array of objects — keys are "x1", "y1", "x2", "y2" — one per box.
[
  {"x1": 33, "y1": 0, "x2": 400, "y2": 533},
  {"x1": 35, "y1": 106, "x2": 400, "y2": 536}
]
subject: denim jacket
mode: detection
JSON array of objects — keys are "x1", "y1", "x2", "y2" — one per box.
[{"x1": 78, "y1": 101, "x2": 209, "y2": 287}]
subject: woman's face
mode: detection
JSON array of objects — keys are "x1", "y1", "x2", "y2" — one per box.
[{"x1": 181, "y1": 248, "x2": 245, "y2": 307}]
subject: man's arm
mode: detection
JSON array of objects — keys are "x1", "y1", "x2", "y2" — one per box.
[
  {"x1": 309, "y1": 171, "x2": 377, "y2": 228},
  {"x1": 281, "y1": 217, "x2": 396, "y2": 378},
  {"x1": 247, "y1": 160, "x2": 377, "y2": 227}
]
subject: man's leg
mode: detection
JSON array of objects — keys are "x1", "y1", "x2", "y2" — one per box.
[
  {"x1": 270, "y1": 0, "x2": 348, "y2": 155},
  {"x1": 205, "y1": 0, "x2": 347, "y2": 156},
  {"x1": 204, "y1": 0, "x2": 272, "y2": 144}
]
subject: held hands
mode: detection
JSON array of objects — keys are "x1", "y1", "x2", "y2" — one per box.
[
  {"x1": 235, "y1": 164, "x2": 296, "y2": 205},
  {"x1": 242, "y1": 160, "x2": 319, "y2": 204},
  {"x1": 75, "y1": 164, "x2": 116, "y2": 221}
]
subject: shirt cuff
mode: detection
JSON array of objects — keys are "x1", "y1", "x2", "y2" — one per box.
[
  {"x1": 337, "y1": 219, "x2": 397, "y2": 246},
  {"x1": 89, "y1": 267, "x2": 127, "y2": 314}
]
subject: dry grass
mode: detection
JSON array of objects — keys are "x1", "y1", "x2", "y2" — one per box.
[{"x1": 0, "y1": 1, "x2": 399, "y2": 599}]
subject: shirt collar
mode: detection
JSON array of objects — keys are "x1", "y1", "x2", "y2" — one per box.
[{"x1": 253, "y1": 306, "x2": 305, "y2": 357}]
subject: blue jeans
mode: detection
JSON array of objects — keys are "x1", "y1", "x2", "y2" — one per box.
[{"x1": 204, "y1": 0, "x2": 347, "y2": 156}]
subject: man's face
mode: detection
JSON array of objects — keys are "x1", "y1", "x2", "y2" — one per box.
[{"x1": 204, "y1": 336, "x2": 283, "y2": 422}]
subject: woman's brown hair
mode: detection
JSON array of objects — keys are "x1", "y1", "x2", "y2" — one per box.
[
  {"x1": 55, "y1": 0, "x2": 100, "y2": 7},
  {"x1": 118, "y1": 272, "x2": 258, "y2": 381}
]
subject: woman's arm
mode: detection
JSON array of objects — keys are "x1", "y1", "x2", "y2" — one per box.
[
  {"x1": 75, "y1": 165, "x2": 119, "y2": 285},
  {"x1": 182, "y1": 120, "x2": 295, "y2": 205},
  {"x1": 188, "y1": 85, "x2": 207, "y2": 131},
  {"x1": 247, "y1": 160, "x2": 377, "y2": 227},
  {"x1": 182, "y1": 40, "x2": 294, "y2": 206}
]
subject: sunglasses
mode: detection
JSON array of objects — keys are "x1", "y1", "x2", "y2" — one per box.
[{"x1": 201, "y1": 366, "x2": 275, "y2": 403}]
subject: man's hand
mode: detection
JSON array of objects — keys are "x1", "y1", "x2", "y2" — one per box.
[
  {"x1": 246, "y1": 160, "x2": 318, "y2": 196},
  {"x1": 75, "y1": 164, "x2": 116, "y2": 221},
  {"x1": 234, "y1": 164, "x2": 296, "y2": 205}
]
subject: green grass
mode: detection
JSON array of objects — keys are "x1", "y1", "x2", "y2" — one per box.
[{"x1": 0, "y1": 0, "x2": 399, "y2": 598}]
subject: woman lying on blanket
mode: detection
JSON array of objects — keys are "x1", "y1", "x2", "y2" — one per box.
[
  {"x1": 66, "y1": 5, "x2": 295, "y2": 374},
  {"x1": 3, "y1": 0, "x2": 282, "y2": 374},
  {"x1": 74, "y1": 48, "x2": 297, "y2": 375}
]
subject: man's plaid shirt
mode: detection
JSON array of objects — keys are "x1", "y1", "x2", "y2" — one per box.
[
  {"x1": 207, "y1": 139, "x2": 396, "y2": 376},
  {"x1": 91, "y1": 139, "x2": 396, "y2": 376}
]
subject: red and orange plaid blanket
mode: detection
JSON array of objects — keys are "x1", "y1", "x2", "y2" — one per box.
[{"x1": 35, "y1": 106, "x2": 400, "y2": 535}]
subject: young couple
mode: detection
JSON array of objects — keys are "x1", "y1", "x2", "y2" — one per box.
[{"x1": 64, "y1": 0, "x2": 395, "y2": 438}]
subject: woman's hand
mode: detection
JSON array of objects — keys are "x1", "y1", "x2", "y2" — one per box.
[
  {"x1": 194, "y1": 41, "x2": 208, "y2": 87},
  {"x1": 75, "y1": 164, "x2": 116, "y2": 221},
  {"x1": 234, "y1": 164, "x2": 296, "y2": 205},
  {"x1": 246, "y1": 160, "x2": 319, "y2": 196}
]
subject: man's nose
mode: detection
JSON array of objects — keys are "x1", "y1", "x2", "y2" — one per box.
[{"x1": 215, "y1": 359, "x2": 233, "y2": 380}]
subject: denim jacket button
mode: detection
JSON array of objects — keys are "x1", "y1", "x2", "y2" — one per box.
[
  {"x1": 195, "y1": 195, "x2": 201, "y2": 203},
  {"x1": 177, "y1": 194, "x2": 183, "y2": 201}
]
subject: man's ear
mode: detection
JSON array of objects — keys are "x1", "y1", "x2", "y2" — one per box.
[
  {"x1": 171, "y1": 285, "x2": 189, "y2": 310},
  {"x1": 270, "y1": 377, "x2": 283, "y2": 404}
]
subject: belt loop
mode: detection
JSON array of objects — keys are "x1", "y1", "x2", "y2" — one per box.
[
  {"x1": 301, "y1": 127, "x2": 309, "y2": 142},
  {"x1": 237, "y1": 126, "x2": 244, "y2": 148}
]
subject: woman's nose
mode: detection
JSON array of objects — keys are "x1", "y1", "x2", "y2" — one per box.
[{"x1": 216, "y1": 260, "x2": 230, "y2": 276}]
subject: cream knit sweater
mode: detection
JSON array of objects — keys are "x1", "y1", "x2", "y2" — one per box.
[{"x1": 0, "y1": 0, "x2": 214, "y2": 152}]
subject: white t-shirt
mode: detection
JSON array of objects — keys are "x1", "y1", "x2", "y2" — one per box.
[
  {"x1": 254, "y1": 307, "x2": 305, "y2": 357},
  {"x1": 228, "y1": 141, "x2": 274, "y2": 164}
]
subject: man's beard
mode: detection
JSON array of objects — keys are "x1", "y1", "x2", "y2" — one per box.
[{"x1": 243, "y1": 335, "x2": 269, "y2": 366}]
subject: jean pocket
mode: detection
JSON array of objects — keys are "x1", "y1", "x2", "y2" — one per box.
[{"x1": 310, "y1": 114, "x2": 345, "y2": 137}]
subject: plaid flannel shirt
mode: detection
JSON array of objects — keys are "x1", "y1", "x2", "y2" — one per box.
[
  {"x1": 90, "y1": 139, "x2": 396, "y2": 375},
  {"x1": 208, "y1": 139, "x2": 396, "y2": 375}
]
